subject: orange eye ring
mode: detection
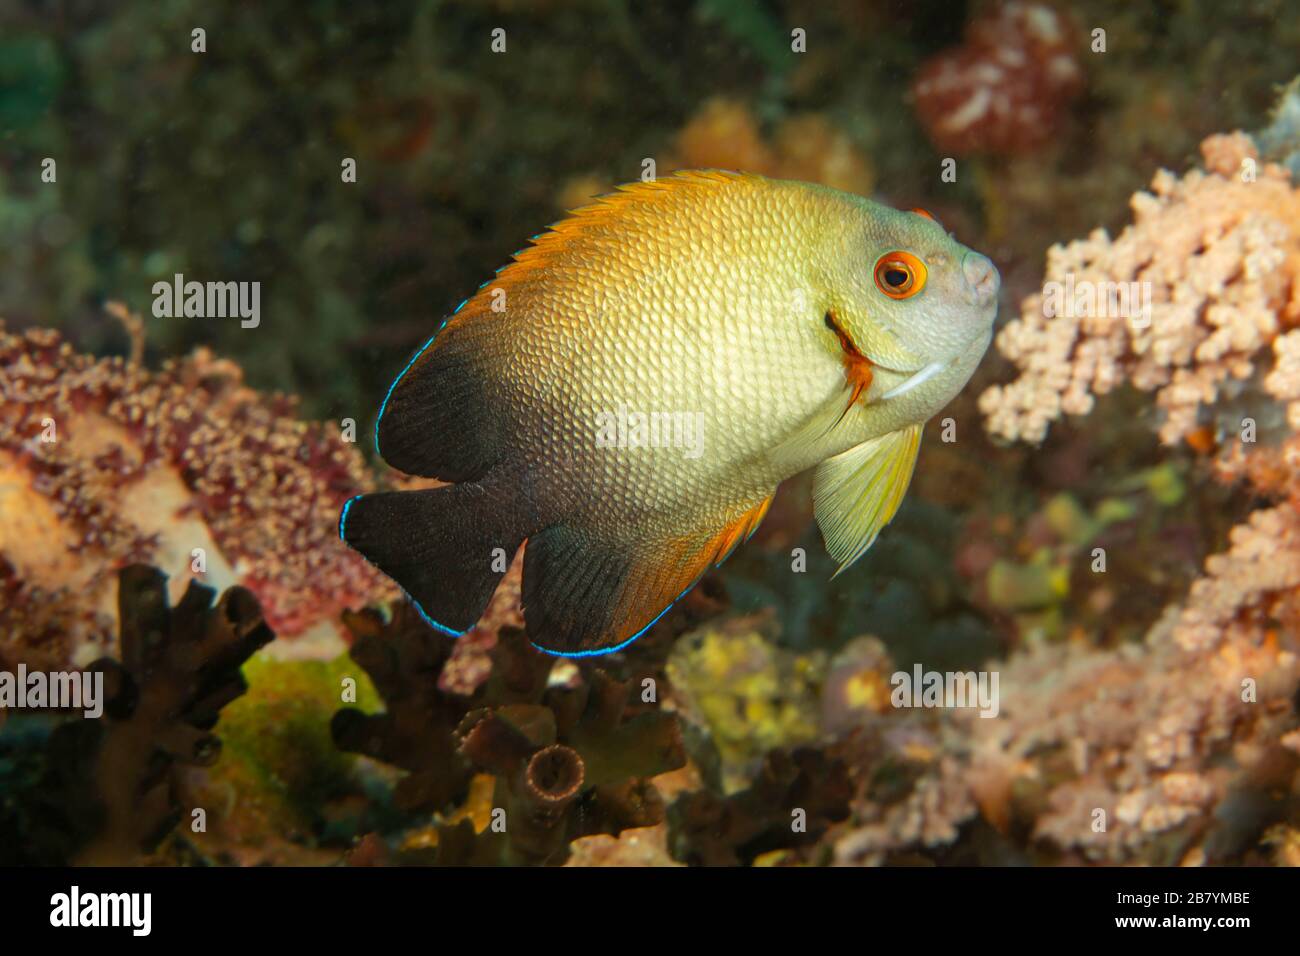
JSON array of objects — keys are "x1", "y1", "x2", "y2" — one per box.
[
  {"x1": 911, "y1": 207, "x2": 936, "y2": 221},
  {"x1": 874, "y1": 251, "x2": 927, "y2": 299}
]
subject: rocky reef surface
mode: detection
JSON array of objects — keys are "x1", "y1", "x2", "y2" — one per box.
[{"x1": 2, "y1": 3, "x2": 1299, "y2": 867}]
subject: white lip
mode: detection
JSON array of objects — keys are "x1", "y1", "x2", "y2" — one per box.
[{"x1": 880, "y1": 361, "x2": 946, "y2": 400}]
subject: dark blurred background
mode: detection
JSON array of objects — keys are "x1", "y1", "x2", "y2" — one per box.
[{"x1": 2, "y1": 0, "x2": 1292, "y2": 420}]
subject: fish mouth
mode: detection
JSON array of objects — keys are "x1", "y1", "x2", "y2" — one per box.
[
  {"x1": 878, "y1": 361, "x2": 947, "y2": 400},
  {"x1": 823, "y1": 311, "x2": 944, "y2": 403}
]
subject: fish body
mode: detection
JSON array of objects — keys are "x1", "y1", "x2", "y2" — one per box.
[{"x1": 341, "y1": 171, "x2": 999, "y2": 655}]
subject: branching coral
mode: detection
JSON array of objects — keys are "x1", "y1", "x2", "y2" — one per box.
[
  {"x1": 818, "y1": 614, "x2": 1299, "y2": 866},
  {"x1": 0, "y1": 564, "x2": 272, "y2": 865},
  {"x1": 980, "y1": 132, "x2": 1300, "y2": 446},
  {"x1": 0, "y1": 325, "x2": 395, "y2": 665},
  {"x1": 978, "y1": 128, "x2": 1300, "y2": 665},
  {"x1": 330, "y1": 604, "x2": 496, "y2": 815},
  {"x1": 913, "y1": 124, "x2": 1300, "y2": 867},
  {"x1": 965, "y1": 607, "x2": 1298, "y2": 864},
  {"x1": 807, "y1": 120, "x2": 1300, "y2": 868},
  {"x1": 1172, "y1": 504, "x2": 1300, "y2": 652}
]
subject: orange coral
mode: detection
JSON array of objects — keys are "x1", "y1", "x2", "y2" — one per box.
[
  {"x1": 673, "y1": 98, "x2": 778, "y2": 174},
  {"x1": 559, "y1": 98, "x2": 875, "y2": 210},
  {"x1": 672, "y1": 98, "x2": 874, "y2": 196}
]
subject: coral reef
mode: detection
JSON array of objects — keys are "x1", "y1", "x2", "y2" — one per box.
[
  {"x1": 668, "y1": 97, "x2": 875, "y2": 196},
  {"x1": 975, "y1": 614, "x2": 1297, "y2": 865},
  {"x1": 4, "y1": 1, "x2": 1300, "y2": 873},
  {"x1": 669, "y1": 746, "x2": 852, "y2": 866},
  {"x1": 179, "y1": 651, "x2": 385, "y2": 866},
  {"x1": 911, "y1": 1, "x2": 1083, "y2": 156},
  {"x1": 563, "y1": 823, "x2": 681, "y2": 867},
  {"x1": 331, "y1": 604, "x2": 686, "y2": 866},
  {"x1": 978, "y1": 122, "x2": 1300, "y2": 685},
  {"x1": 870, "y1": 122, "x2": 1300, "y2": 867},
  {"x1": 953, "y1": 474, "x2": 1211, "y2": 646},
  {"x1": 980, "y1": 133, "x2": 1300, "y2": 446},
  {"x1": 804, "y1": 610, "x2": 1299, "y2": 866},
  {"x1": 666, "y1": 615, "x2": 824, "y2": 793},
  {"x1": 0, "y1": 565, "x2": 272, "y2": 865},
  {"x1": 0, "y1": 324, "x2": 395, "y2": 666},
  {"x1": 559, "y1": 97, "x2": 876, "y2": 210},
  {"x1": 1172, "y1": 504, "x2": 1300, "y2": 653}
]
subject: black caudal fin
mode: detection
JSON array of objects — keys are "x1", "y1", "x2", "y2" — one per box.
[
  {"x1": 339, "y1": 483, "x2": 526, "y2": 635},
  {"x1": 375, "y1": 322, "x2": 505, "y2": 482}
]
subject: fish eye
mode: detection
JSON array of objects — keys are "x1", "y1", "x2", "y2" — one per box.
[{"x1": 874, "y1": 251, "x2": 927, "y2": 300}]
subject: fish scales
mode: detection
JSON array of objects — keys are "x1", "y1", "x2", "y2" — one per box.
[{"x1": 341, "y1": 170, "x2": 1000, "y2": 655}]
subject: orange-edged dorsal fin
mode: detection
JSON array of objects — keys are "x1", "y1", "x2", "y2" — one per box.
[
  {"x1": 523, "y1": 491, "x2": 776, "y2": 657},
  {"x1": 465, "y1": 171, "x2": 765, "y2": 302},
  {"x1": 378, "y1": 177, "x2": 768, "y2": 470},
  {"x1": 548, "y1": 169, "x2": 759, "y2": 239}
]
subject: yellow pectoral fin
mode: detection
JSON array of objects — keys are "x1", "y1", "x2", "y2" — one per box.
[{"x1": 813, "y1": 423, "x2": 922, "y2": 577}]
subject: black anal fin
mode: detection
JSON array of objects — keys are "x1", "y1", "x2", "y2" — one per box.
[{"x1": 523, "y1": 497, "x2": 772, "y2": 656}]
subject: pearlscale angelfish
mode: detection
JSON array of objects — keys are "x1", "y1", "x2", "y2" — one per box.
[{"x1": 340, "y1": 171, "x2": 1000, "y2": 656}]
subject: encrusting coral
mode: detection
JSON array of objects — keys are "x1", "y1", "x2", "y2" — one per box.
[
  {"x1": 8, "y1": 2, "x2": 1300, "y2": 873},
  {"x1": 0, "y1": 324, "x2": 395, "y2": 667},
  {"x1": 666, "y1": 615, "x2": 825, "y2": 794}
]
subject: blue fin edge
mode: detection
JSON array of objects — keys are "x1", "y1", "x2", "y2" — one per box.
[
  {"x1": 373, "y1": 297, "x2": 469, "y2": 457},
  {"x1": 337, "y1": 493, "x2": 468, "y2": 639}
]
